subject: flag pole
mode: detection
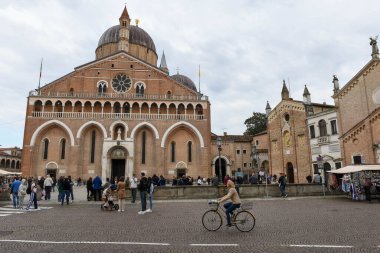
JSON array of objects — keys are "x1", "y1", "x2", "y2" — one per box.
[
  {"x1": 198, "y1": 64, "x2": 201, "y2": 94},
  {"x1": 38, "y1": 58, "x2": 43, "y2": 94}
]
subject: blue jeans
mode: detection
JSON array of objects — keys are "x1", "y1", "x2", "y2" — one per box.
[
  {"x1": 12, "y1": 193, "x2": 19, "y2": 208},
  {"x1": 280, "y1": 185, "x2": 286, "y2": 196},
  {"x1": 148, "y1": 193, "x2": 153, "y2": 210},
  {"x1": 224, "y1": 202, "x2": 241, "y2": 225},
  {"x1": 62, "y1": 190, "x2": 70, "y2": 205},
  {"x1": 140, "y1": 191, "x2": 147, "y2": 211}
]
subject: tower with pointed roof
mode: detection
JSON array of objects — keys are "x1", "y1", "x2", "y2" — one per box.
[
  {"x1": 118, "y1": 6, "x2": 131, "y2": 52},
  {"x1": 303, "y1": 85, "x2": 311, "y2": 104},
  {"x1": 159, "y1": 51, "x2": 169, "y2": 74},
  {"x1": 281, "y1": 80, "x2": 290, "y2": 100}
]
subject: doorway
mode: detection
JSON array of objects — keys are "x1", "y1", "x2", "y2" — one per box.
[
  {"x1": 111, "y1": 159, "x2": 125, "y2": 182},
  {"x1": 287, "y1": 162, "x2": 294, "y2": 183},
  {"x1": 215, "y1": 158, "x2": 227, "y2": 179},
  {"x1": 177, "y1": 169, "x2": 186, "y2": 178},
  {"x1": 46, "y1": 169, "x2": 57, "y2": 180}
]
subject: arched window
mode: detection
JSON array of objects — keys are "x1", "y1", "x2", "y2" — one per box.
[
  {"x1": 60, "y1": 139, "x2": 66, "y2": 160},
  {"x1": 97, "y1": 81, "x2": 107, "y2": 95},
  {"x1": 43, "y1": 138, "x2": 49, "y2": 160},
  {"x1": 171, "y1": 141, "x2": 175, "y2": 162},
  {"x1": 318, "y1": 120, "x2": 327, "y2": 137},
  {"x1": 188, "y1": 141, "x2": 192, "y2": 162},
  {"x1": 0, "y1": 159, "x2": 5, "y2": 168},
  {"x1": 90, "y1": 130, "x2": 96, "y2": 163},
  {"x1": 136, "y1": 82, "x2": 145, "y2": 97},
  {"x1": 123, "y1": 103, "x2": 130, "y2": 113},
  {"x1": 141, "y1": 131, "x2": 146, "y2": 164},
  {"x1": 114, "y1": 103, "x2": 121, "y2": 113}
]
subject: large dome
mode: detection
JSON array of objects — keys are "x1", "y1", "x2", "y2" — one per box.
[
  {"x1": 171, "y1": 74, "x2": 197, "y2": 92},
  {"x1": 97, "y1": 25, "x2": 156, "y2": 53}
]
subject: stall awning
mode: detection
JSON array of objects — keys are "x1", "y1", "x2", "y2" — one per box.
[
  {"x1": 328, "y1": 165, "x2": 380, "y2": 174},
  {"x1": 0, "y1": 169, "x2": 12, "y2": 175}
]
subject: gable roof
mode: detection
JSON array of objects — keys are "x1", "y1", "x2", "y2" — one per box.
[
  {"x1": 333, "y1": 59, "x2": 380, "y2": 98},
  {"x1": 39, "y1": 51, "x2": 198, "y2": 94}
]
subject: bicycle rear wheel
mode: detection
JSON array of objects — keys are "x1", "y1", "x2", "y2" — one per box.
[
  {"x1": 202, "y1": 210, "x2": 222, "y2": 231},
  {"x1": 234, "y1": 210, "x2": 255, "y2": 232}
]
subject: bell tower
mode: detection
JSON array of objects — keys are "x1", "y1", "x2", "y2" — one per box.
[{"x1": 118, "y1": 6, "x2": 131, "y2": 52}]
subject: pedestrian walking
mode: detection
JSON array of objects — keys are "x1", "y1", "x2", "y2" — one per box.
[
  {"x1": 26, "y1": 183, "x2": 38, "y2": 210},
  {"x1": 278, "y1": 173, "x2": 287, "y2": 198},
  {"x1": 364, "y1": 177, "x2": 373, "y2": 202},
  {"x1": 138, "y1": 172, "x2": 148, "y2": 214},
  {"x1": 62, "y1": 177, "x2": 71, "y2": 205},
  {"x1": 117, "y1": 176, "x2": 126, "y2": 212},
  {"x1": 10, "y1": 176, "x2": 21, "y2": 209},
  {"x1": 57, "y1": 177, "x2": 64, "y2": 203},
  {"x1": 68, "y1": 175, "x2": 74, "y2": 202},
  {"x1": 86, "y1": 177, "x2": 93, "y2": 200},
  {"x1": 146, "y1": 177, "x2": 155, "y2": 213},
  {"x1": 93, "y1": 175, "x2": 102, "y2": 201},
  {"x1": 18, "y1": 179, "x2": 27, "y2": 209},
  {"x1": 43, "y1": 175, "x2": 53, "y2": 200},
  {"x1": 129, "y1": 174, "x2": 138, "y2": 203}
]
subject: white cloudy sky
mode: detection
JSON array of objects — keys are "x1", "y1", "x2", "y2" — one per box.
[{"x1": 0, "y1": 0, "x2": 379, "y2": 147}]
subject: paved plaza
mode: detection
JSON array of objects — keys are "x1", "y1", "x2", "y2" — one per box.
[{"x1": 0, "y1": 187, "x2": 379, "y2": 253}]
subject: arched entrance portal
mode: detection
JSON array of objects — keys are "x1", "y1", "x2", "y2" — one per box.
[
  {"x1": 286, "y1": 162, "x2": 294, "y2": 183},
  {"x1": 176, "y1": 161, "x2": 187, "y2": 178},
  {"x1": 110, "y1": 147, "x2": 127, "y2": 181},
  {"x1": 215, "y1": 158, "x2": 227, "y2": 180}
]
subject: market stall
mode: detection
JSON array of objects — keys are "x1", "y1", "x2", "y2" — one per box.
[{"x1": 328, "y1": 165, "x2": 380, "y2": 201}]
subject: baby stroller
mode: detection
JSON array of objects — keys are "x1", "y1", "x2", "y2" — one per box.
[{"x1": 100, "y1": 184, "x2": 119, "y2": 211}]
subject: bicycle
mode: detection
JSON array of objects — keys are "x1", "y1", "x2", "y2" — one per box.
[{"x1": 202, "y1": 200, "x2": 256, "y2": 232}]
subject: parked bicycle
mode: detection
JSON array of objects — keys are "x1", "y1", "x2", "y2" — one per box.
[{"x1": 202, "y1": 200, "x2": 256, "y2": 232}]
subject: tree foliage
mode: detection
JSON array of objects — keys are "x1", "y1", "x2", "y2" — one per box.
[{"x1": 244, "y1": 112, "x2": 267, "y2": 135}]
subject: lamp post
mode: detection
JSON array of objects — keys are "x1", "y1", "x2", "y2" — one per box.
[
  {"x1": 217, "y1": 136, "x2": 222, "y2": 183},
  {"x1": 317, "y1": 155, "x2": 325, "y2": 198}
]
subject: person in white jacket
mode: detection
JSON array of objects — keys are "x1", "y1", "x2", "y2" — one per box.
[{"x1": 18, "y1": 179, "x2": 28, "y2": 209}]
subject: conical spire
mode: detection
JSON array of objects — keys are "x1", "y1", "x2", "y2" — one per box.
[
  {"x1": 303, "y1": 85, "x2": 311, "y2": 104},
  {"x1": 119, "y1": 6, "x2": 130, "y2": 21},
  {"x1": 303, "y1": 85, "x2": 310, "y2": 96},
  {"x1": 281, "y1": 80, "x2": 289, "y2": 100},
  {"x1": 159, "y1": 50, "x2": 169, "y2": 74}
]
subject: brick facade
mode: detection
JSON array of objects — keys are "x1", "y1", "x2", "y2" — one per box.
[{"x1": 21, "y1": 7, "x2": 211, "y2": 181}]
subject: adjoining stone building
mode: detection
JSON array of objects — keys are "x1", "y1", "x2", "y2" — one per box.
[
  {"x1": 0, "y1": 147, "x2": 22, "y2": 173},
  {"x1": 306, "y1": 95, "x2": 342, "y2": 183},
  {"x1": 210, "y1": 132, "x2": 269, "y2": 181},
  {"x1": 333, "y1": 38, "x2": 380, "y2": 165},
  {"x1": 21, "y1": 7, "x2": 211, "y2": 181},
  {"x1": 267, "y1": 82, "x2": 335, "y2": 183}
]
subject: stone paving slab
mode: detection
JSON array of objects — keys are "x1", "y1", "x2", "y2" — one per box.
[{"x1": 0, "y1": 193, "x2": 379, "y2": 253}]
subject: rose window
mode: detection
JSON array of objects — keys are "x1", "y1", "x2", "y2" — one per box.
[{"x1": 112, "y1": 73, "x2": 131, "y2": 93}]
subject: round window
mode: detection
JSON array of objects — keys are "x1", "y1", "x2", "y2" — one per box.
[
  {"x1": 284, "y1": 113, "x2": 290, "y2": 122},
  {"x1": 112, "y1": 73, "x2": 131, "y2": 93}
]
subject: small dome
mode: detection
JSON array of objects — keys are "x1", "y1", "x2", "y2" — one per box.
[
  {"x1": 97, "y1": 25, "x2": 156, "y2": 53},
  {"x1": 171, "y1": 74, "x2": 197, "y2": 91}
]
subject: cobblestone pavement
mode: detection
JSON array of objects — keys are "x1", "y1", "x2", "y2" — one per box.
[{"x1": 0, "y1": 187, "x2": 379, "y2": 253}]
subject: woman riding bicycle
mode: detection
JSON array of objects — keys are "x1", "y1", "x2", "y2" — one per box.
[{"x1": 218, "y1": 179, "x2": 241, "y2": 227}]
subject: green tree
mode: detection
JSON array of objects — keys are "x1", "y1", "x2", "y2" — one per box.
[{"x1": 244, "y1": 112, "x2": 267, "y2": 135}]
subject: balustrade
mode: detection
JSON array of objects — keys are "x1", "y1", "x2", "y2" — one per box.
[
  {"x1": 31, "y1": 111, "x2": 206, "y2": 121},
  {"x1": 29, "y1": 90, "x2": 208, "y2": 101}
]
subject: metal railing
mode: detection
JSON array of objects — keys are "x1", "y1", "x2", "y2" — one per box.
[{"x1": 31, "y1": 111, "x2": 206, "y2": 121}]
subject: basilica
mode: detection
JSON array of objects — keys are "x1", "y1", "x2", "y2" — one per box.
[{"x1": 21, "y1": 7, "x2": 212, "y2": 181}]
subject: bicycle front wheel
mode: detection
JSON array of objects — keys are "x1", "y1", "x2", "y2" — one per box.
[
  {"x1": 202, "y1": 210, "x2": 222, "y2": 231},
  {"x1": 234, "y1": 210, "x2": 255, "y2": 232}
]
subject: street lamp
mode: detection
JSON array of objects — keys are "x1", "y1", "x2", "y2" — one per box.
[
  {"x1": 317, "y1": 155, "x2": 325, "y2": 198},
  {"x1": 217, "y1": 136, "x2": 222, "y2": 183}
]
